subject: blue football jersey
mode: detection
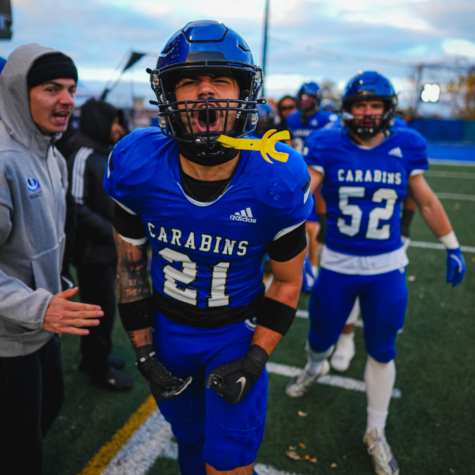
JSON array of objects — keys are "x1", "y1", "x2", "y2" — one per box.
[
  {"x1": 286, "y1": 109, "x2": 338, "y2": 153},
  {"x1": 303, "y1": 127, "x2": 429, "y2": 256},
  {"x1": 104, "y1": 129, "x2": 312, "y2": 319}
]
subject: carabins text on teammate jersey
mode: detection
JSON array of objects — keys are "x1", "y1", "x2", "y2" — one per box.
[
  {"x1": 147, "y1": 223, "x2": 248, "y2": 256},
  {"x1": 337, "y1": 169, "x2": 402, "y2": 184}
]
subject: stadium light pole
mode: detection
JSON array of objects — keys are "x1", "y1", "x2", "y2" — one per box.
[{"x1": 261, "y1": 0, "x2": 270, "y2": 97}]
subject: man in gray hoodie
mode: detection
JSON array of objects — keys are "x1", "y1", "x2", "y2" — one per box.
[{"x1": 0, "y1": 44, "x2": 104, "y2": 474}]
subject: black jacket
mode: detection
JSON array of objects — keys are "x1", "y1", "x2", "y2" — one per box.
[{"x1": 67, "y1": 100, "x2": 118, "y2": 266}]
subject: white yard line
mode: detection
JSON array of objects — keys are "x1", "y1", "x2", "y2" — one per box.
[
  {"x1": 266, "y1": 362, "x2": 402, "y2": 399},
  {"x1": 436, "y1": 192, "x2": 475, "y2": 201},
  {"x1": 425, "y1": 170, "x2": 475, "y2": 179},
  {"x1": 100, "y1": 409, "x2": 300, "y2": 475},
  {"x1": 429, "y1": 159, "x2": 475, "y2": 166},
  {"x1": 410, "y1": 241, "x2": 475, "y2": 253}
]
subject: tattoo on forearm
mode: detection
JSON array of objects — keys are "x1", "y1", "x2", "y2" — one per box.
[
  {"x1": 114, "y1": 229, "x2": 151, "y2": 304},
  {"x1": 127, "y1": 328, "x2": 153, "y2": 349}
]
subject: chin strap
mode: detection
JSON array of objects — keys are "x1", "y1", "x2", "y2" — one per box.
[{"x1": 218, "y1": 129, "x2": 290, "y2": 164}]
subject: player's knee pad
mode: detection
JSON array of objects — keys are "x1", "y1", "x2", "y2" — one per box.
[{"x1": 306, "y1": 341, "x2": 333, "y2": 362}]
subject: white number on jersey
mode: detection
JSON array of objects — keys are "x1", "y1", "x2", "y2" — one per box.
[
  {"x1": 159, "y1": 248, "x2": 231, "y2": 307},
  {"x1": 293, "y1": 137, "x2": 304, "y2": 154},
  {"x1": 337, "y1": 187, "x2": 365, "y2": 237},
  {"x1": 366, "y1": 188, "x2": 398, "y2": 240},
  {"x1": 337, "y1": 187, "x2": 398, "y2": 240}
]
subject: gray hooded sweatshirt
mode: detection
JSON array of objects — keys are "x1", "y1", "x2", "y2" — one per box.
[{"x1": 0, "y1": 44, "x2": 68, "y2": 357}]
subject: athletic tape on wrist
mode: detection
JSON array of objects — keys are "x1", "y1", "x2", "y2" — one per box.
[
  {"x1": 117, "y1": 296, "x2": 154, "y2": 332},
  {"x1": 256, "y1": 296, "x2": 296, "y2": 336},
  {"x1": 439, "y1": 231, "x2": 459, "y2": 250}
]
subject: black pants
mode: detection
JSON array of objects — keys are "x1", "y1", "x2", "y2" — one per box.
[
  {"x1": 76, "y1": 263, "x2": 116, "y2": 378},
  {"x1": 0, "y1": 334, "x2": 64, "y2": 475}
]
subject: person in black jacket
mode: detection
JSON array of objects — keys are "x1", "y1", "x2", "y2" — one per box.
[{"x1": 68, "y1": 99, "x2": 132, "y2": 390}]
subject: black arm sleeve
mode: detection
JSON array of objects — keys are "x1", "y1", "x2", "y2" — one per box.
[
  {"x1": 265, "y1": 223, "x2": 306, "y2": 262},
  {"x1": 113, "y1": 202, "x2": 147, "y2": 239},
  {"x1": 401, "y1": 209, "x2": 415, "y2": 238}
]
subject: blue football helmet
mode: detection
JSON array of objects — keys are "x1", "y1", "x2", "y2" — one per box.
[
  {"x1": 255, "y1": 101, "x2": 276, "y2": 135},
  {"x1": 148, "y1": 20, "x2": 263, "y2": 165},
  {"x1": 296, "y1": 81, "x2": 322, "y2": 113},
  {"x1": 341, "y1": 71, "x2": 397, "y2": 139}
]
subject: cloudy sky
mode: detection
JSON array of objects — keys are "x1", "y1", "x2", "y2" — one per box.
[{"x1": 1, "y1": 0, "x2": 474, "y2": 113}]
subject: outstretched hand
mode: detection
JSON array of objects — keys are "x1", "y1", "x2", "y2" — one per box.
[{"x1": 43, "y1": 287, "x2": 103, "y2": 335}]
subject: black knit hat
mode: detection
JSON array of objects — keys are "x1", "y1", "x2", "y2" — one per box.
[{"x1": 27, "y1": 52, "x2": 78, "y2": 89}]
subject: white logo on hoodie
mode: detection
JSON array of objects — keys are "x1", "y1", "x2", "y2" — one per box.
[{"x1": 26, "y1": 177, "x2": 40, "y2": 193}]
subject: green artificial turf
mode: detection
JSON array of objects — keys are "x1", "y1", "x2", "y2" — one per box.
[{"x1": 43, "y1": 162, "x2": 474, "y2": 475}]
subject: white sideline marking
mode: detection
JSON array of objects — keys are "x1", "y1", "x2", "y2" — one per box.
[
  {"x1": 430, "y1": 159, "x2": 475, "y2": 166},
  {"x1": 426, "y1": 170, "x2": 475, "y2": 179},
  {"x1": 101, "y1": 409, "x2": 296, "y2": 475},
  {"x1": 410, "y1": 241, "x2": 475, "y2": 253},
  {"x1": 436, "y1": 192, "x2": 475, "y2": 201},
  {"x1": 266, "y1": 362, "x2": 402, "y2": 399},
  {"x1": 254, "y1": 465, "x2": 299, "y2": 475},
  {"x1": 102, "y1": 410, "x2": 176, "y2": 475}
]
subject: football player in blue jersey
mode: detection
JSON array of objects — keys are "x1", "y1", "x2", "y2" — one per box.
[
  {"x1": 286, "y1": 71, "x2": 466, "y2": 475},
  {"x1": 286, "y1": 81, "x2": 338, "y2": 285},
  {"x1": 104, "y1": 21, "x2": 312, "y2": 475}
]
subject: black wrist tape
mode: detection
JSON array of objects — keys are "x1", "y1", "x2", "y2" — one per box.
[
  {"x1": 256, "y1": 297, "x2": 296, "y2": 336},
  {"x1": 401, "y1": 209, "x2": 415, "y2": 238},
  {"x1": 117, "y1": 296, "x2": 154, "y2": 332}
]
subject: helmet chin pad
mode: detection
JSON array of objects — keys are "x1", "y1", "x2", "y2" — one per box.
[{"x1": 178, "y1": 140, "x2": 239, "y2": 167}]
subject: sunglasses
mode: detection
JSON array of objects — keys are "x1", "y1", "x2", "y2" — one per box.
[{"x1": 279, "y1": 105, "x2": 295, "y2": 112}]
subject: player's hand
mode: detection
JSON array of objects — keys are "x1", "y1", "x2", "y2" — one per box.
[
  {"x1": 43, "y1": 287, "x2": 103, "y2": 335},
  {"x1": 135, "y1": 345, "x2": 192, "y2": 402},
  {"x1": 301, "y1": 257, "x2": 315, "y2": 292},
  {"x1": 446, "y1": 247, "x2": 466, "y2": 287},
  {"x1": 205, "y1": 344, "x2": 268, "y2": 404}
]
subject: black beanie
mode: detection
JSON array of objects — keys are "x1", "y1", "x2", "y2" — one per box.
[{"x1": 27, "y1": 52, "x2": 78, "y2": 89}]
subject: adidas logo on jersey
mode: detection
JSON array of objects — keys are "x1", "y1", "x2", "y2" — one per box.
[
  {"x1": 388, "y1": 147, "x2": 403, "y2": 158},
  {"x1": 230, "y1": 208, "x2": 256, "y2": 223}
]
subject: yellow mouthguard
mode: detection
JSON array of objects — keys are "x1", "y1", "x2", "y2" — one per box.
[{"x1": 217, "y1": 129, "x2": 290, "y2": 164}]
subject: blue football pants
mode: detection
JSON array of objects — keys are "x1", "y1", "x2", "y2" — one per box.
[
  {"x1": 308, "y1": 267, "x2": 408, "y2": 363},
  {"x1": 153, "y1": 313, "x2": 267, "y2": 473}
]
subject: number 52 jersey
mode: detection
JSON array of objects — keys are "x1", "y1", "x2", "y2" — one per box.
[
  {"x1": 303, "y1": 127, "x2": 429, "y2": 257},
  {"x1": 104, "y1": 129, "x2": 312, "y2": 327}
]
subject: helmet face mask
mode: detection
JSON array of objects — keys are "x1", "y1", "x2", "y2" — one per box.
[
  {"x1": 341, "y1": 71, "x2": 397, "y2": 141},
  {"x1": 149, "y1": 21, "x2": 263, "y2": 166}
]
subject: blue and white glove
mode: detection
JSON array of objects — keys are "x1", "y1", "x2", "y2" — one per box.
[
  {"x1": 301, "y1": 257, "x2": 315, "y2": 292},
  {"x1": 446, "y1": 247, "x2": 466, "y2": 287}
]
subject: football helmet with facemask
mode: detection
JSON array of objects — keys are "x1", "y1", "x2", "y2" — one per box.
[
  {"x1": 341, "y1": 71, "x2": 397, "y2": 140},
  {"x1": 296, "y1": 81, "x2": 322, "y2": 113},
  {"x1": 148, "y1": 20, "x2": 264, "y2": 166}
]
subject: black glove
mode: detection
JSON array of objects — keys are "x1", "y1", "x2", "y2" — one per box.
[
  {"x1": 135, "y1": 345, "x2": 192, "y2": 402},
  {"x1": 205, "y1": 344, "x2": 268, "y2": 404}
]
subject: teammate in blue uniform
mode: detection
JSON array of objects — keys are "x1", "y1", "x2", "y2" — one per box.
[
  {"x1": 286, "y1": 71, "x2": 466, "y2": 475},
  {"x1": 104, "y1": 21, "x2": 312, "y2": 475},
  {"x1": 286, "y1": 81, "x2": 338, "y2": 285},
  {"x1": 317, "y1": 114, "x2": 414, "y2": 372}
]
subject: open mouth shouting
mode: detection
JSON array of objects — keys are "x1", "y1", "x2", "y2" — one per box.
[
  {"x1": 52, "y1": 109, "x2": 71, "y2": 126},
  {"x1": 194, "y1": 103, "x2": 221, "y2": 134}
]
